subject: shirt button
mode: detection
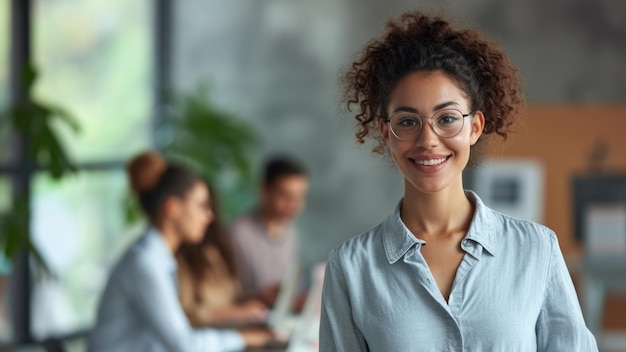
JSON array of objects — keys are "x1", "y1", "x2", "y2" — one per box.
[{"x1": 462, "y1": 239, "x2": 470, "y2": 246}]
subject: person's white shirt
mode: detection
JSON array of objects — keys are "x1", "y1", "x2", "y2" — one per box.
[{"x1": 88, "y1": 227, "x2": 244, "y2": 352}]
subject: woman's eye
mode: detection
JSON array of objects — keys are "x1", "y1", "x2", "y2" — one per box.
[
  {"x1": 398, "y1": 117, "x2": 418, "y2": 127},
  {"x1": 438, "y1": 115, "x2": 459, "y2": 124}
]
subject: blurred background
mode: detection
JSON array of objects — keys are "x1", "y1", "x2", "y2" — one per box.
[{"x1": 0, "y1": 0, "x2": 625, "y2": 351}]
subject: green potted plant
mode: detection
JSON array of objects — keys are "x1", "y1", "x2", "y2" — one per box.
[
  {"x1": 162, "y1": 84, "x2": 261, "y2": 221},
  {"x1": 123, "y1": 83, "x2": 261, "y2": 224},
  {"x1": 0, "y1": 63, "x2": 80, "y2": 271}
]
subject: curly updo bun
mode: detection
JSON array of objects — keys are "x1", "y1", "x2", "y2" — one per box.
[
  {"x1": 126, "y1": 151, "x2": 167, "y2": 195},
  {"x1": 126, "y1": 151, "x2": 202, "y2": 221}
]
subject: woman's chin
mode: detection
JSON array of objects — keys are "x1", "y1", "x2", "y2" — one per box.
[{"x1": 187, "y1": 233, "x2": 205, "y2": 244}]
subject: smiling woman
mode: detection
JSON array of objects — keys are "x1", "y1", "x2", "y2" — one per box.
[{"x1": 319, "y1": 9, "x2": 598, "y2": 351}]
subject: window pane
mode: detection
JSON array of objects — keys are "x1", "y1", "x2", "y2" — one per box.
[
  {"x1": 32, "y1": 0, "x2": 154, "y2": 162},
  {"x1": 0, "y1": 0, "x2": 10, "y2": 162},
  {"x1": 30, "y1": 170, "x2": 144, "y2": 338}
]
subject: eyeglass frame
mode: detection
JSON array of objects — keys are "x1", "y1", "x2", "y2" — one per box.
[{"x1": 384, "y1": 108, "x2": 474, "y2": 140}]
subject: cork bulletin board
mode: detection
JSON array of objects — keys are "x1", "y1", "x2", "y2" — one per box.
[{"x1": 481, "y1": 105, "x2": 626, "y2": 329}]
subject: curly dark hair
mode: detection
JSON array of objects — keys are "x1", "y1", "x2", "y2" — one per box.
[{"x1": 342, "y1": 10, "x2": 525, "y2": 156}]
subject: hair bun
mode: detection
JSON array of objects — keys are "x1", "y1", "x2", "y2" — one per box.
[{"x1": 126, "y1": 151, "x2": 167, "y2": 194}]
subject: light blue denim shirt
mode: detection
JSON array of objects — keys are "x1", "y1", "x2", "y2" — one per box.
[
  {"x1": 88, "y1": 227, "x2": 245, "y2": 352},
  {"x1": 320, "y1": 191, "x2": 597, "y2": 351}
]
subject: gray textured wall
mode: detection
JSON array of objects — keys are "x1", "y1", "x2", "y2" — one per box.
[{"x1": 172, "y1": 0, "x2": 626, "y2": 265}]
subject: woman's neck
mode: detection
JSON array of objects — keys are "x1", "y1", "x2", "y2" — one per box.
[
  {"x1": 400, "y1": 180, "x2": 474, "y2": 240},
  {"x1": 154, "y1": 222, "x2": 181, "y2": 253}
]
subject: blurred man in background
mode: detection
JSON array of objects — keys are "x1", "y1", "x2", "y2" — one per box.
[{"x1": 230, "y1": 156, "x2": 308, "y2": 307}]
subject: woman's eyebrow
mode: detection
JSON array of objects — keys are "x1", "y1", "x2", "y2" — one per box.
[
  {"x1": 433, "y1": 101, "x2": 460, "y2": 111},
  {"x1": 392, "y1": 106, "x2": 418, "y2": 114},
  {"x1": 392, "y1": 101, "x2": 460, "y2": 115}
]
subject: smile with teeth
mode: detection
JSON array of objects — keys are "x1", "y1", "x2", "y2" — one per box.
[{"x1": 412, "y1": 157, "x2": 448, "y2": 166}]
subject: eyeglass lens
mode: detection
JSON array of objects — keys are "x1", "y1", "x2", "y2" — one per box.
[{"x1": 388, "y1": 109, "x2": 466, "y2": 139}]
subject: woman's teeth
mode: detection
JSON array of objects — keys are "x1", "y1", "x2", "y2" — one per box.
[{"x1": 414, "y1": 157, "x2": 447, "y2": 166}]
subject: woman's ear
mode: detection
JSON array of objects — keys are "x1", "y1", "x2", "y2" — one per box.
[
  {"x1": 470, "y1": 111, "x2": 485, "y2": 146},
  {"x1": 163, "y1": 196, "x2": 182, "y2": 219},
  {"x1": 380, "y1": 118, "x2": 390, "y2": 144}
]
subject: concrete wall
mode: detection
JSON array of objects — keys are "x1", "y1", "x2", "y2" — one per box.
[{"x1": 171, "y1": 0, "x2": 626, "y2": 265}]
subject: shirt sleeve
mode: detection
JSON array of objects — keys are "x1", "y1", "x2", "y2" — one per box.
[
  {"x1": 319, "y1": 249, "x2": 368, "y2": 352},
  {"x1": 125, "y1": 257, "x2": 245, "y2": 352},
  {"x1": 535, "y1": 232, "x2": 598, "y2": 352}
]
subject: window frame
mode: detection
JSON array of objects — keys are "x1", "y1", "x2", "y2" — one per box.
[{"x1": 1, "y1": 0, "x2": 170, "y2": 345}]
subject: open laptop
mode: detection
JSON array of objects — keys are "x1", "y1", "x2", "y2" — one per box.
[
  {"x1": 284, "y1": 262, "x2": 325, "y2": 352},
  {"x1": 248, "y1": 262, "x2": 326, "y2": 351},
  {"x1": 260, "y1": 262, "x2": 305, "y2": 347},
  {"x1": 241, "y1": 262, "x2": 304, "y2": 351}
]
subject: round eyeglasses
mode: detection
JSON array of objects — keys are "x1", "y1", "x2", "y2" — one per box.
[{"x1": 385, "y1": 109, "x2": 473, "y2": 140}]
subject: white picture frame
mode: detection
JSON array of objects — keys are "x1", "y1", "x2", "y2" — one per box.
[{"x1": 471, "y1": 158, "x2": 544, "y2": 223}]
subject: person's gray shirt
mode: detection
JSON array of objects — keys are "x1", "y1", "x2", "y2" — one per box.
[
  {"x1": 88, "y1": 228, "x2": 244, "y2": 352},
  {"x1": 230, "y1": 214, "x2": 297, "y2": 298},
  {"x1": 320, "y1": 191, "x2": 597, "y2": 351}
]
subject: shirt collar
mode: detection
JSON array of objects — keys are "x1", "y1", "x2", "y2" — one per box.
[
  {"x1": 383, "y1": 190, "x2": 497, "y2": 264},
  {"x1": 463, "y1": 190, "x2": 497, "y2": 256}
]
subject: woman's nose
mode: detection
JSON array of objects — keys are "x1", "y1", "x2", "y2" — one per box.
[{"x1": 415, "y1": 118, "x2": 439, "y2": 148}]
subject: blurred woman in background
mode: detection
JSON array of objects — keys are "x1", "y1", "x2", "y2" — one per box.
[
  {"x1": 176, "y1": 184, "x2": 268, "y2": 327},
  {"x1": 88, "y1": 151, "x2": 272, "y2": 352}
]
